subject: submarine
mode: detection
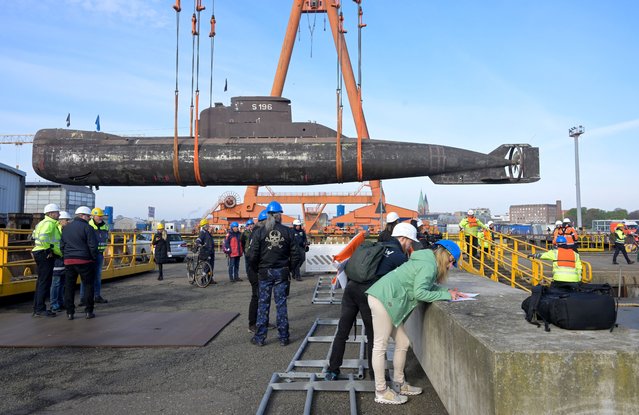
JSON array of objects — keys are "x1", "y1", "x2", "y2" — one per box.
[{"x1": 32, "y1": 96, "x2": 539, "y2": 187}]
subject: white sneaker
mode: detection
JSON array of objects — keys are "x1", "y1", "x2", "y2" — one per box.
[
  {"x1": 393, "y1": 381, "x2": 423, "y2": 396},
  {"x1": 374, "y1": 387, "x2": 408, "y2": 405}
]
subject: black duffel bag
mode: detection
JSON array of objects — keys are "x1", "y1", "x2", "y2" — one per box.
[{"x1": 522, "y1": 283, "x2": 617, "y2": 332}]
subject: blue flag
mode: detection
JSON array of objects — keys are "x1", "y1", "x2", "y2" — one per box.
[
  {"x1": 95, "y1": 115, "x2": 100, "y2": 131},
  {"x1": 66, "y1": 113, "x2": 70, "y2": 127}
]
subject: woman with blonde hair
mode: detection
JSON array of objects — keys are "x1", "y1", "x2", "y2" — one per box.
[{"x1": 366, "y1": 240, "x2": 466, "y2": 405}]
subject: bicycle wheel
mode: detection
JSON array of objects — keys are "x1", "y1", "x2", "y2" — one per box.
[
  {"x1": 186, "y1": 257, "x2": 196, "y2": 284},
  {"x1": 194, "y1": 261, "x2": 212, "y2": 288}
]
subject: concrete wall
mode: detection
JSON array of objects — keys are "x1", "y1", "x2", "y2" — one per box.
[{"x1": 404, "y1": 273, "x2": 639, "y2": 415}]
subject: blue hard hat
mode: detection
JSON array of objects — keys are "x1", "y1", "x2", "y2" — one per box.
[
  {"x1": 258, "y1": 210, "x2": 268, "y2": 222},
  {"x1": 266, "y1": 200, "x2": 283, "y2": 213},
  {"x1": 434, "y1": 240, "x2": 461, "y2": 268},
  {"x1": 556, "y1": 235, "x2": 567, "y2": 245},
  {"x1": 246, "y1": 219, "x2": 254, "y2": 225},
  {"x1": 230, "y1": 222, "x2": 239, "y2": 228}
]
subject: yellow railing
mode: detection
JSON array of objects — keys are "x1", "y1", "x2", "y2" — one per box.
[
  {"x1": 0, "y1": 228, "x2": 155, "y2": 298},
  {"x1": 457, "y1": 232, "x2": 592, "y2": 293}
]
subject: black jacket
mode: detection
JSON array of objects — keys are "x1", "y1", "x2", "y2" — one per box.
[
  {"x1": 152, "y1": 231, "x2": 171, "y2": 264},
  {"x1": 247, "y1": 222, "x2": 302, "y2": 276},
  {"x1": 195, "y1": 229, "x2": 215, "y2": 260},
  {"x1": 375, "y1": 237, "x2": 409, "y2": 278},
  {"x1": 61, "y1": 217, "x2": 98, "y2": 261}
]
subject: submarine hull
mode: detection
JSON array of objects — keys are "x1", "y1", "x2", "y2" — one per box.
[{"x1": 32, "y1": 129, "x2": 539, "y2": 186}]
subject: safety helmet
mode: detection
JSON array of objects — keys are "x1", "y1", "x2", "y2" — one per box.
[
  {"x1": 230, "y1": 221, "x2": 239, "y2": 228},
  {"x1": 616, "y1": 223, "x2": 625, "y2": 228},
  {"x1": 91, "y1": 207, "x2": 104, "y2": 216},
  {"x1": 556, "y1": 235, "x2": 567, "y2": 245},
  {"x1": 563, "y1": 218, "x2": 571, "y2": 224},
  {"x1": 246, "y1": 219, "x2": 254, "y2": 226},
  {"x1": 58, "y1": 211, "x2": 72, "y2": 220},
  {"x1": 391, "y1": 223, "x2": 419, "y2": 242},
  {"x1": 487, "y1": 221, "x2": 494, "y2": 227},
  {"x1": 434, "y1": 240, "x2": 461, "y2": 268},
  {"x1": 266, "y1": 201, "x2": 283, "y2": 213},
  {"x1": 75, "y1": 206, "x2": 92, "y2": 215},
  {"x1": 258, "y1": 209, "x2": 268, "y2": 222},
  {"x1": 386, "y1": 212, "x2": 400, "y2": 223},
  {"x1": 416, "y1": 219, "x2": 424, "y2": 228},
  {"x1": 555, "y1": 220, "x2": 562, "y2": 226},
  {"x1": 293, "y1": 219, "x2": 302, "y2": 226},
  {"x1": 43, "y1": 203, "x2": 60, "y2": 214},
  {"x1": 467, "y1": 209, "x2": 475, "y2": 216},
  {"x1": 157, "y1": 223, "x2": 165, "y2": 230},
  {"x1": 199, "y1": 218, "x2": 209, "y2": 227}
]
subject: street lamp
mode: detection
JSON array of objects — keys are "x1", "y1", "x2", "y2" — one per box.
[{"x1": 568, "y1": 125, "x2": 585, "y2": 230}]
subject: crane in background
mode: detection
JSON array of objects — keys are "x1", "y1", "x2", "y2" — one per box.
[{"x1": 0, "y1": 135, "x2": 34, "y2": 169}]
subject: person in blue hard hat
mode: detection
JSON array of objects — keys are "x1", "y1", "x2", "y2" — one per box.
[
  {"x1": 366, "y1": 240, "x2": 467, "y2": 405},
  {"x1": 247, "y1": 201, "x2": 302, "y2": 346},
  {"x1": 528, "y1": 235, "x2": 584, "y2": 287},
  {"x1": 223, "y1": 221, "x2": 244, "y2": 282}
]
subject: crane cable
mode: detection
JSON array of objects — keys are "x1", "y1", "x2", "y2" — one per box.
[
  {"x1": 334, "y1": 2, "x2": 344, "y2": 183},
  {"x1": 208, "y1": 1, "x2": 216, "y2": 108},
  {"x1": 172, "y1": 0, "x2": 183, "y2": 186},
  {"x1": 355, "y1": 0, "x2": 366, "y2": 182},
  {"x1": 193, "y1": 0, "x2": 206, "y2": 186}
]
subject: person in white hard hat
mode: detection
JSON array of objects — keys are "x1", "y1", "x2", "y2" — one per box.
[
  {"x1": 61, "y1": 206, "x2": 99, "y2": 320},
  {"x1": 325, "y1": 223, "x2": 414, "y2": 384},
  {"x1": 459, "y1": 209, "x2": 487, "y2": 258},
  {"x1": 50, "y1": 211, "x2": 72, "y2": 312},
  {"x1": 378, "y1": 212, "x2": 400, "y2": 242},
  {"x1": 31, "y1": 203, "x2": 62, "y2": 317},
  {"x1": 559, "y1": 218, "x2": 579, "y2": 252},
  {"x1": 551, "y1": 220, "x2": 563, "y2": 247},
  {"x1": 291, "y1": 219, "x2": 309, "y2": 281}
]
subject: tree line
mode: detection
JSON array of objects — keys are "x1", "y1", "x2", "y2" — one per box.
[{"x1": 564, "y1": 207, "x2": 639, "y2": 229}]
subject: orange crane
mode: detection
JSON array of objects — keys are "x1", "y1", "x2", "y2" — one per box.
[{"x1": 209, "y1": 0, "x2": 417, "y2": 233}]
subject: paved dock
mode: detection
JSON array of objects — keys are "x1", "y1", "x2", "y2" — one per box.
[{"x1": 0, "y1": 254, "x2": 447, "y2": 415}]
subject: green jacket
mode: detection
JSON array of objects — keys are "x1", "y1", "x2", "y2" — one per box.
[
  {"x1": 32, "y1": 215, "x2": 62, "y2": 256},
  {"x1": 366, "y1": 249, "x2": 451, "y2": 327}
]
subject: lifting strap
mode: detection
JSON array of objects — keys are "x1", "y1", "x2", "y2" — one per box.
[
  {"x1": 355, "y1": 0, "x2": 366, "y2": 182},
  {"x1": 172, "y1": 0, "x2": 182, "y2": 185},
  {"x1": 193, "y1": 0, "x2": 205, "y2": 186},
  {"x1": 335, "y1": 4, "x2": 344, "y2": 183},
  {"x1": 208, "y1": 9, "x2": 216, "y2": 108}
]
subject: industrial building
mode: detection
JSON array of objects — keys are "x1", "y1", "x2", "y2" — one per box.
[
  {"x1": 509, "y1": 201, "x2": 562, "y2": 224},
  {"x1": 24, "y1": 182, "x2": 95, "y2": 215},
  {"x1": 0, "y1": 163, "x2": 26, "y2": 217}
]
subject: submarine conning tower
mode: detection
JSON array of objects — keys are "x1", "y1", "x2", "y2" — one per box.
[{"x1": 199, "y1": 96, "x2": 342, "y2": 139}]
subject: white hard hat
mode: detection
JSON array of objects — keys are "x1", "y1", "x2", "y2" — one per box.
[
  {"x1": 555, "y1": 220, "x2": 562, "y2": 226},
  {"x1": 391, "y1": 222, "x2": 419, "y2": 242},
  {"x1": 43, "y1": 203, "x2": 60, "y2": 214},
  {"x1": 293, "y1": 219, "x2": 302, "y2": 226},
  {"x1": 563, "y1": 218, "x2": 571, "y2": 224},
  {"x1": 386, "y1": 212, "x2": 400, "y2": 223},
  {"x1": 58, "y1": 211, "x2": 72, "y2": 220},
  {"x1": 416, "y1": 219, "x2": 424, "y2": 227},
  {"x1": 467, "y1": 209, "x2": 475, "y2": 216},
  {"x1": 75, "y1": 206, "x2": 92, "y2": 215},
  {"x1": 487, "y1": 221, "x2": 494, "y2": 226}
]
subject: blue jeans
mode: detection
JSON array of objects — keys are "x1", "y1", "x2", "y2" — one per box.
[
  {"x1": 50, "y1": 269, "x2": 66, "y2": 310},
  {"x1": 228, "y1": 256, "x2": 241, "y2": 281},
  {"x1": 81, "y1": 252, "x2": 104, "y2": 299},
  {"x1": 253, "y1": 268, "x2": 290, "y2": 343}
]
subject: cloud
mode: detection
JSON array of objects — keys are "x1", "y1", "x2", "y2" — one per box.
[{"x1": 587, "y1": 119, "x2": 639, "y2": 139}]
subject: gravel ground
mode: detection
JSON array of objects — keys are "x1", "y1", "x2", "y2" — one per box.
[{"x1": 0, "y1": 254, "x2": 447, "y2": 415}]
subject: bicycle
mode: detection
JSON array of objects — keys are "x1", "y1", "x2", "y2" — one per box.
[{"x1": 186, "y1": 248, "x2": 214, "y2": 288}]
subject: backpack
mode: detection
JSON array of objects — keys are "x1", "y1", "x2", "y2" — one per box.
[
  {"x1": 522, "y1": 283, "x2": 617, "y2": 332},
  {"x1": 344, "y1": 241, "x2": 387, "y2": 283}
]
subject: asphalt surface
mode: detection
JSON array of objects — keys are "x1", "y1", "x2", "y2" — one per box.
[{"x1": 0, "y1": 254, "x2": 448, "y2": 415}]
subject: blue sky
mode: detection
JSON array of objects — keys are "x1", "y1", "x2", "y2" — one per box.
[{"x1": 1, "y1": 1, "x2": 638, "y2": 221}]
